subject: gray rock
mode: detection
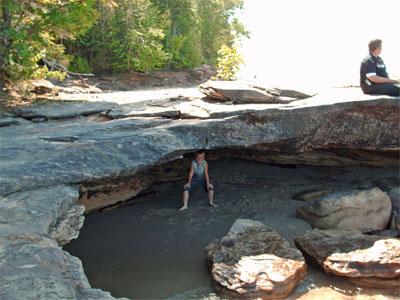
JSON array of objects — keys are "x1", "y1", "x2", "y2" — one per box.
[
  {"x1": 0, "y1": 235, "x2": 119, "y2": 300},
  {"x1": 0, "y1": 89, "x2": 399, "y2": 299},
  {"x1": 11, "y1": 101, "x2": 118, "y2": 120},
  {"x1": 199, "y1": 80, "x2": 311, "y2": 104},
  {"x1": 1, "y1": 96, "x2": 399, "y2": 196},
  {"x1": 0, "y1": 185, "x2": 82, "y2": 245},
  {"x1": 388, "y1": 186, "x2": 400, "y2": 213},
  {"x1": 296, "y1": 188, "x2": 392, "y2": 232}
]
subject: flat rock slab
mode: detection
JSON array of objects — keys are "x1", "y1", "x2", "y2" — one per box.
[
  {"x1": 294, "y1": 229, "x2": 400, "y2": 289},
  {"x1": 296, "y1": 187, "x2": 392, "y2": 232},
  {"x1": 11, "y1": 101, "x2": 118, "y2": 120},
  {"x1": 296, "y1": 287, "x2": 396, "y2": 300},
  {"x1": 199, "y1": 80, "x2": 312, "y2": 104},
  {"x1": 206, "y1": 219, "x2": 307, "y2": 299}
]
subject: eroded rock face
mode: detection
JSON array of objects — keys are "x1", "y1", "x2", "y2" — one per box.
[
  {"x1": 0, "y1": 185, "x2": 123, "y2": 299},
  {"x1": 294, "y1": 229, "x2": 400, "y2": 289},
  {"x1": 296, "y1": 188, "x2": 392, "y2": 232},
  {"x1": 206, "y1": 219, "x2": 307, "y2": 299},
  {"x1": 0, "y1": 235, "x2": 119, "y2": 300}
]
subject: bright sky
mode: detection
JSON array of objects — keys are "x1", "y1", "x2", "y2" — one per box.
[{"x1": 237, "y1": 0, "x2": 400, "y2": 89}]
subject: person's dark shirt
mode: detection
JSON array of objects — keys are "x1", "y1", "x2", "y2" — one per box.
[{"x1": 360, "y1": 54, "x2": 388, "y2": 91}]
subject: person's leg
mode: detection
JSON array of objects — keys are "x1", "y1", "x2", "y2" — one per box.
[
  {"x1": 206, "y1": 183, "x2": 217, "y2": 207},
  {"x1": 369, "y1": 83, "x2": 400, "y2": 96},
  {"x1": 179, "y1": 183, "x2": 190, "y2": 211}
]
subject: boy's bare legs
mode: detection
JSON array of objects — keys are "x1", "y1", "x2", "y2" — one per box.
[
  {"x1": 208, "y1": 184, "x2": 217, "y2": 208},
  {"x1": 179, "y1": 189, "x2": 189, "y2": 211}
]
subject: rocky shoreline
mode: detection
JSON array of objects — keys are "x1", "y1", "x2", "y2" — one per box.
[{"x1": 0, "y1": 84, "x2": 399, "y2": 299}]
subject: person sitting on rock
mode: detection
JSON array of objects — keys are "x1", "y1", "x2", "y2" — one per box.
[
  {"x1": 360, "y1": 39, "x2": 400, "y2": 96},
  {"x1": 179, "y1": 150, "x2": 216, "y2": 211}
]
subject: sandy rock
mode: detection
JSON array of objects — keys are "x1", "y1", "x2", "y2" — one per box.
[
  {"x1": 206, "y1": 219, "x2": 306, "y2": 299},
  {"x1": 296, "y1": 188, "x2": 392, "y2": 232},
  {"x1": 296, "y1": 287, "x2": 395, "y2": 300},
  {"x1": 199, "y1": 80, "x2": 311, "y2": 104},
  {"x1": 294, "y1": 229, "x2": 400, "y2": 289}
]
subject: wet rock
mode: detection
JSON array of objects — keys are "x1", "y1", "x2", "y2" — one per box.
[
  {"x1": 389, "y1": 187, "x2": 400, "y2": 213},
  {"x1": 294, "y1": 229, "x2": 400, "y2": 289},
  {"x1": 206, "y1": 219, "x2": 307, "y2": 299},
  {"x1": 296, "y1": 188, "x2": 392, "y2": 232},
  {"x1": 199, "y1": 80, "x2": 311, "y2": 104}
]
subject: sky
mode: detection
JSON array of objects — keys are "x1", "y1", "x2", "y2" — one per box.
[{"x1": 236, "y1": 0, "x2": 400, "y2": 89}]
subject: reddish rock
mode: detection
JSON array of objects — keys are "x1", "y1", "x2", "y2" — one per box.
[
  {"x1": 294, "y1": 229, "x2": 400, "y2": 289},
  {"x1": 206, "y1": 219, "x2": 307, "y2": 299}
]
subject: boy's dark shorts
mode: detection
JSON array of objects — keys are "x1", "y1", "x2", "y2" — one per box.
[{"x1": 183, "y1": 179, "x2": 213, "y2": 192}]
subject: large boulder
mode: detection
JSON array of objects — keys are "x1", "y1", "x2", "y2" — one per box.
[
  {"x1": 206, "y1": 219, "x2": 307, "y2": 299},
  {"x1": 388, "y1": 187, "x2": 400, "y2": 231},
  {"x1": 296, "y1": 188, "x2": 392, "y2": 232},
  {"x1": 199, "y1": 80, "x2": 311, "y2": 104},
  {"x1": 294, "y1": 229, "x2": 400, "y2": 289}
]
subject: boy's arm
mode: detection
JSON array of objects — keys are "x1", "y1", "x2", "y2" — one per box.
[
  {"x1": 187, "y1": 164, "x2": 194, "y2": 185},
  {"x1": 204, "y1": 163, "x2": 210, "y2": 187}
]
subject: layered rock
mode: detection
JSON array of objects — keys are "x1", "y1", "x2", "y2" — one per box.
[
  {"x1": 199, "y1": 80, "x2": 312, "y2": 104},
  {"x1": 0, "y1": 185, "x2": 123, "y2": 299},
  {"x1": 296, "y1": 188, "x2": 392, "y2": 232},
  {"x1": 206, "y1": 219, "x2": 307, "y2": 299},
  {"x1": 1, "y1": 91, "x2": 399, "y2": 197},
  {"x1": 0, "y1": 87, "x2": 399, "y2": 299},
  {"x1": 294, "y1": 229, "x2": 400, "y2": 289},
  {"x1": 0, "y1": 235, "x2": 119, "y2": 300}
]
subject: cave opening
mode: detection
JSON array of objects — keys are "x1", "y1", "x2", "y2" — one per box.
[{"x1": 63, "y1": 148, "x2": 399, "y2": 299}]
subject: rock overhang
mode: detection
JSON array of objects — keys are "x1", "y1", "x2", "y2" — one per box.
[{"x1": 0, "y1": 89, "x2": 399, "y2": 299}]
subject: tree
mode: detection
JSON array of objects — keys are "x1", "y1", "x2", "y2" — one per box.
[{"x1": 0, "y1": 0, "x2": 96, "y2": 80}]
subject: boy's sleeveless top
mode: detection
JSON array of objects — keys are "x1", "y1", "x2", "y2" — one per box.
[{"x1": 192, "y1": 160, "x2": 207, "y2": 179}]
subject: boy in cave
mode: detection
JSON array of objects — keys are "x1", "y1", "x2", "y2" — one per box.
[{"x1": 179, "y1": 150, "x2": 216, "y2": 211}]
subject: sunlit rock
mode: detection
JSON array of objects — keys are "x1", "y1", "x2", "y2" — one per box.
[
  {"x1": 294, "y1": 229, "x2": 400, "y2": 289},
  {"x1": 206, "y1": 219, "x2": 307, "y2": 299},
  {"x1": 296, "y1": 188, "x2": 392, "y2": 232},
  {"x1": 199, "y1": 80, "x2": 312, "y2": 103}
]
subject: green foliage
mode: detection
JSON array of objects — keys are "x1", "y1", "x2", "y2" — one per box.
[
  {"x1": 1, "y1": 0, "x2": 96, "y2": 81},
  {"x1": 1, "y1": 0, "x2": 248, "y2": 81},
  {"x1": 215, "y1": 44, "x2": 243, "y2": 80},
  {"x1": 69, "y1": 56, "x2": 92, "y2": 74}
]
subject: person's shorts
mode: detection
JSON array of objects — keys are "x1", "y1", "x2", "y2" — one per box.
[
  {"x1": 362, "y1": 83, "x2": 400, "y2": 97},
  {"x1": 183, "y1": 179, "x2": 213, "y2": 192}
]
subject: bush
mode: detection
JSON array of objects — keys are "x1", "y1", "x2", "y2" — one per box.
[
  {"x1": 69, "y1": 56, "x2": 92, "y2": 74},
  {"x1": 215, "y1": 45, "x2": 243, "y2": 80}
]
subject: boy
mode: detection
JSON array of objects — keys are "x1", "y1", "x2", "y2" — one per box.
[{"x1": 179, "y1": 150, "x2": 216, "y2": 211}]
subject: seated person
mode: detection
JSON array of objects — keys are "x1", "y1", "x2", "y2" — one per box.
[
  {"x1": 179, "y1": 150, "x2": 216, "y2": 211},
  {"x1": 360, "y1": 39, "x2": 399, "y2": 96}
]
